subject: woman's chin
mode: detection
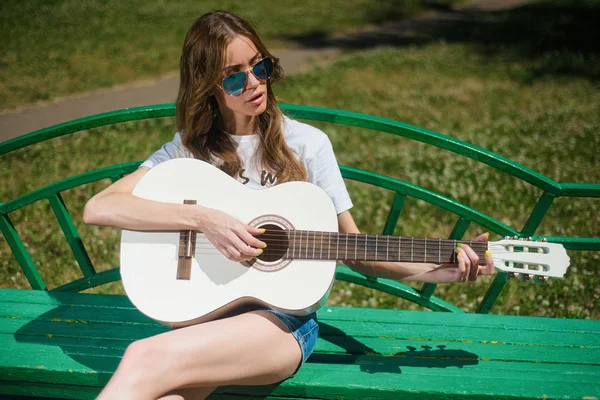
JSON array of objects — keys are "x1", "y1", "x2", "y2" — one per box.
[{"x1": 247, "y1": 99, "x2": 268, "y2": 115}]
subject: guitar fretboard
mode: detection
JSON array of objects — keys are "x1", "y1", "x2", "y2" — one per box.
[{"x1": 269, "y1": 230, "x2": 487, "y2": 264}]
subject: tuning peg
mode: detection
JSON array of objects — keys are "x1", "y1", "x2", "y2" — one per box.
[
  {"x1": 507, "y1": 272, "x2": 519, "y2": 279},
  {"x1": 521, "y1": 274, "x2": 532, "y2": 282},
  {"x1": 534, "y1": 276, "x2": 547, "y2": 284}
]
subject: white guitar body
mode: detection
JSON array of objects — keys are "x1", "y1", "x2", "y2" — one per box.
[
  {"x1": 121, "y1": 159, "x2": 570, "y2": 328},
  {"x1": 121, "y1": 159, "x2": 338, "y2": 327}
]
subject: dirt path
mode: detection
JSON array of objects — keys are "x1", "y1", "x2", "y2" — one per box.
[{"x1": 0, "y1": 0, "x2": 537, "y2": 143}]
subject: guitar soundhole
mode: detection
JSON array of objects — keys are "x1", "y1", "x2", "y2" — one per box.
[
  {"x1": 257, "y1": 224, "x2": 289, "y2": 262},
  {"x1": 246, "y1": 214, "x2": 294, "y2": 272}
]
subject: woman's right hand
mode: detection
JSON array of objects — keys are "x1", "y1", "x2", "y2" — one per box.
[{"x1": 200, "y1": 207, "x2": 267, "y2": 262}]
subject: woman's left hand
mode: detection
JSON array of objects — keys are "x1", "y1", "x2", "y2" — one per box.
[{"x1": 453, "y1": 232, "x2": 495, "y2": 282}]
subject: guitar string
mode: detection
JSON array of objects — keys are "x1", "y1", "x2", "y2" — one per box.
[
  {"x1": 189, "y1": 231, "x2": 488, "y2": 249},
  {"x1": 186, "y1": 242, "x2": 489, "y2": 259},
  {"x1": 190, "y1": 237, "x2": 488, "y2": 251},
  {"x1": 184, "y1": 230, "x2": 489, "y2": 258}
]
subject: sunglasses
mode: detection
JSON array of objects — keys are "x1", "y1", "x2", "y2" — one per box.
[{"x1": 219, "y1": 57, "x2": 274, "y2": 96}]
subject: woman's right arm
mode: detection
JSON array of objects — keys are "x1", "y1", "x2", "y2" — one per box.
[{"x1": 83, "y1": 167, "x2": 266, "y2": 260}]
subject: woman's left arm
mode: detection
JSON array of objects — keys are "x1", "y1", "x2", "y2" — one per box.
[{"x1": 338, "y1": 211, "x2": 496, "y2": 283}]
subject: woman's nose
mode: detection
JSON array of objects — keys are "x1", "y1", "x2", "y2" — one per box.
[{"x1": 246, "y1": 70, "x2": 260, "y2": 89}]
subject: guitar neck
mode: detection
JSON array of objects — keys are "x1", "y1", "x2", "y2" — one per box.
[{"x1": 281, "y1": 231, "x2": 488, "y2": 264}]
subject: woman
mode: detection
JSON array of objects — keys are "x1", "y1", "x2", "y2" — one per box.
[{"x1": 84, "y1": 10, "x2": 494, "y2": 400}]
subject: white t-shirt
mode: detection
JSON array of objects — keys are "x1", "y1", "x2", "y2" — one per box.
[{"x1": 141, "y1": 116, "x2": 353, "y2": 214}]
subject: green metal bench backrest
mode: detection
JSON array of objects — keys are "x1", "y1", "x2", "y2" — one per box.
[{"x1": 1, "y1": 104, "x2": 598, "y2": 313}]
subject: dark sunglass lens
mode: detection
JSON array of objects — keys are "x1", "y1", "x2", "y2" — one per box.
[
  {"x1": 222, "y1": 71, "x2": 247, "y2": 95},
  {"x1": 253, "y1": 58, "x2": 273, "y2": 80}
]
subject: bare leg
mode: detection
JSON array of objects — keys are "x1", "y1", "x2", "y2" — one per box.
[{"x1": 97, "y1": 311, "x2": 302, "y2": 400}]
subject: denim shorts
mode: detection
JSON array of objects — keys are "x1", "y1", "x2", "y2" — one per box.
[{"x1": 262, "y1": 310, "x2": 319, "y2": 366}]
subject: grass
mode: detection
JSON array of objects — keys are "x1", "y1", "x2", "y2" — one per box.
[
  {"x1": 1, "y1": 0, "x2": 599, "y2": 319},
  {"x1": 0, "y1": 0, "x2": 457, "y2": 110}
]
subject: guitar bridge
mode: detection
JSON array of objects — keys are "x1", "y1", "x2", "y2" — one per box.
[{"x1": 177, "y1": 200, "x2": 197, "y2": 280}]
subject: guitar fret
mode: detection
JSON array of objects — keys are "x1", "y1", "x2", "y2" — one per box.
[
  {"x1": 306, "y1": 231, "x2": 309, "y2": 259},
  {"x1": 345, "y1": 234, "x2": 348, "y2": 260},
  {"x1": 320, "y1": 232, "x2": 323, "y2": 260},
  {"x1": 336, "y1": 233, "x2": 339, "y2": 260},
  {"x1": 292, "y1": 230, "x2": 296, "y2": 259},
  {"x1": 453, "y1": 240, "x2": 457, "y2": 263},
  {"x1": 386, "y1": 236, "x2": 389, "y2": 261},
  {"x1": 411, "y1": 237, "x2": 414, "y2": 262},
  {"x1": 424, "y1": 238, "x2": 427, "y2": 262},
  {"x1": 438, "y1": 238, "x2": 441, "y2": 264},
  {"x1": 375, "y1": 235, "x2": 378, "y2": 261},
  {"x1": 312, "y1": 230, "x2": 316, "y2": 260},
  {"x1": 398, "y1": 236, "x2": 401, "y2": 262},
  {"x1": 354, "y1": 233, "x2": 357, "y2": 260},
  {"x1": 328, "y1": 232, "x2": 331, "y2": 260}
]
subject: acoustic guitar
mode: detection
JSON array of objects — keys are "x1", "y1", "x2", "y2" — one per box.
[{"x1": 120, "y1": 159, "x2": 569, "y2": 327}]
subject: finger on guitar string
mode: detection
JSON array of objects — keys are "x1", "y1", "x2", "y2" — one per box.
[
  {"x1": 230, "y1": 233, "x2": 264, "y2": 259},
  {"x1": 224, "y1": 245, "x2": 241, "y2": 261},
  {"x1": 456, "y1": 248, "x2": 471, "y2": 282},
  {"x1": 237, "y1": 225, "x2": 267, "y2": 251},
  {"x1": 459, "y1": 244, "x2": 479, "y2": 282}
]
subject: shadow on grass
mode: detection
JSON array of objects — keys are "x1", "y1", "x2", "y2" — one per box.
[{"x1": 283, "y1": 1, "x2": 600, "y2": 81}]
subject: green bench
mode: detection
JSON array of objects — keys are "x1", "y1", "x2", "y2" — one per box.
[{"x1": 1, "y1": 104, "x2": 599, "y2": 399}]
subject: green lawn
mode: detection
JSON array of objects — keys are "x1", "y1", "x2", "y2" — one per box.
[
  {"x1": 0, "y1": 0, "x2": 457, "y2": 110},
  {"x1": 1, "y1": 0, "x2": 599, "y2": 318}
]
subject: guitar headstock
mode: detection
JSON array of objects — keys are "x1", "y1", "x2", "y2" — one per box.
[{"x1": 488, "y1": 237, "x2": 570, "y2": 282}]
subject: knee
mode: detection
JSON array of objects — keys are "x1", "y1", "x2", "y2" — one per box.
[{"x1": 119, "y1": 339, "x2": 161, "y2": 381}]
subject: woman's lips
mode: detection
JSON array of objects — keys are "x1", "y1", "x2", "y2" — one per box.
[{"x1": 247, "y1": 93, "x2": 264, "y2": 104}]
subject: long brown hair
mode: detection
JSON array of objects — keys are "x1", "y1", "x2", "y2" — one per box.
[{"x1": 176, "y1": 11, "x2": 307, "y2": 183}]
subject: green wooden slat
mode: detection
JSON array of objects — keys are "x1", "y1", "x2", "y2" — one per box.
[
  {"x1": 1, "y1": 302, "x2": 157, "y2": 326},
  {"x1": 48, "y1": 193, "x2": 95, "y2": 278},
  {"x1": 317, "y1": 306, "x2": 600, "y2": 332},
  {"x1": 0, "y1": 318, "x2": 168, "y2": 342},
  {"x1": 0, "y1": 216, "x2": 46, "y2": 291},
  {"x1": 0, "y1": 381, "x2": 304, "y2": 400},
  {"x1": 3, "y1": 342, "x2": 599, "y2": 383},
  {"x1": 0, "y1": 381, "x2": 100, "y2": 400},
  {"x1": 0, "y1": 287, "x2": 134, "y2": 308},
  {"x1": 5, "y1": 312, "x2": 598, "y2": 355},
  {"x1": 381, "y1": 193, "x2": 406, "y2": 235},
  {"x1": 335, "y1": 266, "x2": 464, "y2": 312},
  {"x1": 2, "y1": 289, "x2": 599, "y2": 334},
  {"x1": 52, "y1": 268, "x2": 121, "y2": 293},
  {"x1": 4, "y1": 323, "x2": 599, "y2": 365}
]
